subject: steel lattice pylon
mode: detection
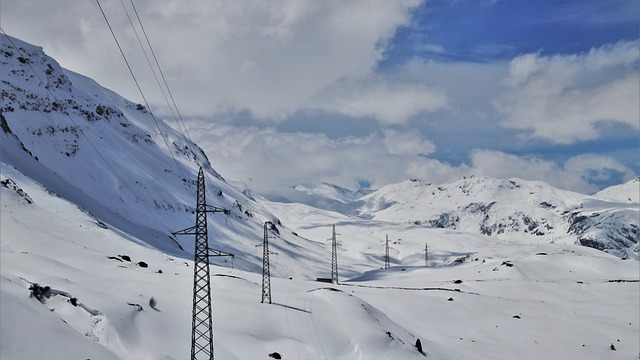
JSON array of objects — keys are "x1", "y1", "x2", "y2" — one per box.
[
  {"x1": 173, "y1": 167, "x2": 233, "y2": 360},
  {"x1": 330, "y1": 224, "x2": 338, "y2": 284},
  {"x1": 384, "y1": 234, "x2": 390, "y2": 269},
  {"x1": 261, "y1": 221, "x2": 272, "y2": 304},
  {"x1": 191, "y1": 167, "x2": 213, "y2": 360},
  {"x1": 424, "y1": 242, "x2": 429, "y2": 267}
]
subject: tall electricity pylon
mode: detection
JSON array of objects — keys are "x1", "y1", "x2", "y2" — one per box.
[
  {"x1": 329, "y1": 224, "x2": 339, "y2": 284},
  {"x1": 173, "y1": 167, "x2": 233, "y2": 360},
  {"x1": 384, "y1": 234, "x2": 390, "y2": 269},
  {"x1": 259, "y1": 221, "x2": 275, "y2": 304}
]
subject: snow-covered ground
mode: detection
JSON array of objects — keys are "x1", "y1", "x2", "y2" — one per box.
[{"x1": 2, "y1": 163, "x2": 638, "y2": 359}]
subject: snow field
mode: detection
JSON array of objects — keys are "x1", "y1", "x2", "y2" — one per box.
[{"x1": 3, "y1": 163, "x2": 639, "y2": 359}]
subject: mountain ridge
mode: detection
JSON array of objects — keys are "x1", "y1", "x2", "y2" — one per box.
[
  {"x1": 277, "y1": 176, "x2": 639, "y2": 259},
  {"x1": 0, "y1": 34, "x2": 303, "y2": 273}
]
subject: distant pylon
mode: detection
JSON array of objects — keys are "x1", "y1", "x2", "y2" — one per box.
[
  {"x1": 424, "y1": 242, "x2": 429, "y2": 267},
  {"x1": 261, "y1": 221, "x2": 273, "y2": 304},
  {"x1": 172, "y1": 167, "x2": 233, "y2": 360},
  {"x1": 330, "y1": 224, "x2": 339, "y2": 284},
  {"x1": 384, "y1": 234, "x2": 390, "y2": 269}
]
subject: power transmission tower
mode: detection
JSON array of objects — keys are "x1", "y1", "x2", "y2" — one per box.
[
  {"x1": 173, "y1": 167, "x2": 233, "y2": 360},
  {"x1": 329, "y1": 224, "x2": 339, "y2": 284},
  {"x1": 424, "y1": 242, "x2": 429, "y2": 267},
  {"x1": 257, "y1": 221, "x2": 276, "y2": 304},
  {"x1": 384, "y1": 234, "x2": 390, "y2": 269}
]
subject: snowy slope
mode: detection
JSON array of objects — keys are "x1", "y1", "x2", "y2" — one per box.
[
  {"x1": 595, "y1": 177, "x2": 640, "y2": 203},
  {"x1": 0, "y1": 34, "x2": 234, "y2": 253},
  {"x1": 0, "y1": 34, "x2": 338, "y2": 278},
  {"x1": 3, "y1": 162, "x2": 639, "y2": 360}
]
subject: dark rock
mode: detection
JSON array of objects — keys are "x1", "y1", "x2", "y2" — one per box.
[
  {"x1": 539, "y1": 201, "x2": 555, "y2": 209},
  {"x1": 29, "y1": 284, "x2": 50, "y2": 303},
  {"x1": 269, "y1": 352, "x2": 282, "y2": 359},
  {"x1": 127, "y1": 302, "x2": 143, "y2": 311},
  {"x1": 137, "y1": 261, "x2": 148, "y2": 268},
  {"x1": 415, "y1": 338, "x2": 424, "y2": 354}
]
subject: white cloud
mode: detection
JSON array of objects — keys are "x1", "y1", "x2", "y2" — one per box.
[
  {"x1": 381, "y1": 148, "x2": 637, "y2": 194},
  {"x1": 469, "y1": 149, "x2": 636, "y2": 193},
  {"x1": 494, "y1": 41, "x2": 640, "y2": 144},
  {"x1": 382, "y1": 129, "x2": 436, "y2": 156},
  {"x1": 312, "y1": 78, "x2": 448, "y2": 124},
  {"x1": 563, "y1": 154, "x2": 636, "y2": 183},
  {"x1": 186, "y1": 121, "x2": 436, "y2": 194},
  {"x1": 2, "y1": 0, "x2": 422, "y2": 122},
  {"x1": 470, "y1": 150, "x2": 562, "y2": 182},
  {"x1": 189, "y1": 117, "x2": 635, "y2": 195},
  {"x1": 405, "y1": 158, "x2": 471, "y2": 184},
  {"x1": 3, "y1": 1, "x2": 636, "y2": 196}
]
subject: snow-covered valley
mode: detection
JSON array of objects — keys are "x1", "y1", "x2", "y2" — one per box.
[
  {"x1": 1, "y1": 35, "x2": 639, "y2": 359},
  {"x1": 2, "y1": 163, "x2": 639, "y2": 359}
]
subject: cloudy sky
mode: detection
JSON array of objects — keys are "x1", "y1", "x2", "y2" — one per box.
[{"x1": 2, "y1": 0, "x2": 639, "y2": 196}]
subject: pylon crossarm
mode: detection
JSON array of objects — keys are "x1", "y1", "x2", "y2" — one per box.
[
  {"x1": 208, "y1": 248, "x2": 234, "y2": 257},
  {"x1": 172, "y1": 226, "x2": 197, "y2": 236},
  {"x1": 204, "y1": 205, "x2": 229, "y2": 214}
]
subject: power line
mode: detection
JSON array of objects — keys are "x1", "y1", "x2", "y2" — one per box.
[
  {"x1": 128, "y1": 0, "x2": 193, "y2": 144},
  {"x1": 0, "y1": 30, "x2": 182, "y2": 245},
  {"x1": 123, "y1": 0, "x2": 225, "y2": 223},
  {"x1": 119, "y1": 0, "x2": 181, "y2": 135},
  {"x1": 96, "y1": 0, "x2": 188, "y2": 182},
  {"x1": 97, "y1": 1, "x2": 251, "y2": 284},
  {"x1": 106, "y1": 0, "x2": 226, "y2": 233}
]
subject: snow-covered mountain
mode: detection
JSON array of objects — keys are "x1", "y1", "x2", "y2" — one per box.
[
  {"x1": 264, "y1": 181, "x2": 371, "y2": 213},
  {"x1": 2, "y1": 35, "x2": 638, "y2": 359},
  {"x1": 356, "y1": 176, "x2": 639, "y2": 259},
  {"x1": 264, "y1": 175, "x2": 638, "y2": 260},
  {"x1": 0, "y1": 34, "x2": 339, "y2": 278}
]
